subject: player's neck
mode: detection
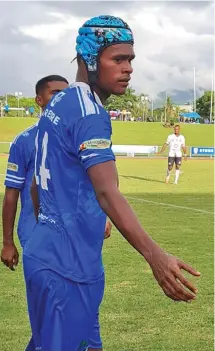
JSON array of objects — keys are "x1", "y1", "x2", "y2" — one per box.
[
  {"x1": 75, "y1": 70, "x2": 110, "y2": 104},
  {"x1": 92, "y1": 85, "x2": 110, "y2": 104}
]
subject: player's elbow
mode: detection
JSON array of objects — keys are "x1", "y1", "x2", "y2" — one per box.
[
  {"x1": 95, "y1": 187, "x2": 119, "y2": 212},
  {"x1": 3, "y1": 188, "x2": 19, "y2": 207}
]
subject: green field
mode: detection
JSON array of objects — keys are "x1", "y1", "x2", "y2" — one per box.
[
  {"x1": 0, "y1": 117, "x2": 214, "y2": 146},
  {"x1": 0, "y1": 118, "x2": 214, "y2": 350},
  {"x1": 0, "y1": 155, "x2": 213, "y2": 351}
]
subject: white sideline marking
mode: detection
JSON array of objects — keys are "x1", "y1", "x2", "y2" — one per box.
[{"x1": 127, "y1": 196, "x2": 214, "y2": 215}]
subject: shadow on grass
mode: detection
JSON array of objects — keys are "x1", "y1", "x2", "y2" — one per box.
[{"x1": 120, "y1": 174, "x2": 165, "y2": 184}]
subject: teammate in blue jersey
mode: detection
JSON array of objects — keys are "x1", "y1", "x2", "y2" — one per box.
[
  {"x1": 24, "y1": 15, "x2": 200, "y2": 351},
  {"x1": 1, "y1": 75, "x2": 69, "y2": 266},
  {"x1": 0, "y1": 75, "x2": 69, "y2": 351}
]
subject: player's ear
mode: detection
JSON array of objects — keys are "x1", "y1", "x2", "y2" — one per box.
[{"x1": 35, "y1": 95, "x2": 43, "y2": 108}]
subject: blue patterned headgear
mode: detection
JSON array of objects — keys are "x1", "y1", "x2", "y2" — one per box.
[{"x1": 76, "y1": 15, "x2": 134, "y2": 85}]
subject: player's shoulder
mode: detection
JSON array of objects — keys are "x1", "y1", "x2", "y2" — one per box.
[
  {"x1": 52, "y1": 82, "x2": 106, "y2": 119},
  {"x1": 12, "y1": 123, "x2": 38, "y2": 147},
  {"x1": 168, "y1": 133, "x2": 175, "y2": 138}
]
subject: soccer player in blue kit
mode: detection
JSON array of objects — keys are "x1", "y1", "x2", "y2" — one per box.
[
  {"x1": 1, "y1": 73, "x2": 111, "y2": 351},
  {"x1": 24, "y1": 15, "x2": 201, "y2": 351}
]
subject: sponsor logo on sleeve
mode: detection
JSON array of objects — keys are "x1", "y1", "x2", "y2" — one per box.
[
  {"x1": 79, "y1": 138, "x2": 111, "y2": 151},
  {"x1": 7, "y1": 162, "x2": 18, "y2": 172}
]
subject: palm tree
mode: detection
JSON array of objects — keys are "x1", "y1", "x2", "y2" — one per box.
[{"x1": 164, "y1": 95, "x2": 174, "y2": 121}]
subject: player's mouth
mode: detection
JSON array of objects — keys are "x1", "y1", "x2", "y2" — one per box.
[{"x1": 118, "y1": 78, "x2": 131, "y2": 86}]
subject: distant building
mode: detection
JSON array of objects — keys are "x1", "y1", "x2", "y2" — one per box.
[{"x1": 177, "y1": 102, "x2": 193, "y2": 112}]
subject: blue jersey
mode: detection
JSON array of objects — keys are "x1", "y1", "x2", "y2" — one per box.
[
  {"x1": 5, "y1": 125, "x2": 38, "y2": 248},
  {"x1": 24, "y1": 82, "x2": 115, "y2": 283}
]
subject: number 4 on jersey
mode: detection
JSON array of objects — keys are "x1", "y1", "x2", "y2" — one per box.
[{"x1": 35, "y1": 131, "x2": 51, "y2": 190}]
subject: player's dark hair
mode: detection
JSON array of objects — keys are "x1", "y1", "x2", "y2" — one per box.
[
  {"x1": 35, "y1": 75, "x2": 69, "y2": 95},
  {"x1": 174, "y1": 124, "x2": 180, "y2": 128}
]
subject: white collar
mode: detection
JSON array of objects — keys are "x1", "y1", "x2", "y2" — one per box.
[{"x1": 69, "y1": 82, "x2": 103, "y2": 107}]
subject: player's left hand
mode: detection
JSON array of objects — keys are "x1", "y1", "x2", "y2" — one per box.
[
  {"x1": 150, "y1": 250, "x2": 201, "y2": 302},
  {"x1": 104, "y1": 220, "x2": 112, "y2": 239},
  {"x1": 1, "y1": 243, "x2": 19, "y2": 271}
]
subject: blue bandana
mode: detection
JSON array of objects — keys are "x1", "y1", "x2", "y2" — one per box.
[{"x1": 76, "y1": 15, "x2": 134, "y2": 83}]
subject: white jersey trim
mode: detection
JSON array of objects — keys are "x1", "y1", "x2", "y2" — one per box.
[
  {"x1": 71, "y1": 82, "x2": 103, "y2": 118},
  {"x1": 12, "y1": 124, "x2": 38, "y2": 145}
]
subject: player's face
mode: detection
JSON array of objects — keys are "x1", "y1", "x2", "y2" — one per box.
[
  {"x1": 36, "y1": 81, "x2": 69, "y2": 109},
  {"x1": 174, "y1": 127, "x2": 180, "y2": 135},
  {"x1": 97, "y1": 44, "x2": 135, "y2": 96}
]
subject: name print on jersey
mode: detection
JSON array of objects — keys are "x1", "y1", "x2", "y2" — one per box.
[{"x1": 43, "y1": 109, "x2": 60, "y2": 126}]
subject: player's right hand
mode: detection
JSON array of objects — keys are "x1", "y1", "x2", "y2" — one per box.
[
  {"x1": 150, "y1": 250, "x2": 201, "y2": 302},
  {"x1": 104, "y1": 220, "x2": 112, "y2": 239},
  {"x1": 0, "y1": 243, "x2": 19, "y2": 271}
]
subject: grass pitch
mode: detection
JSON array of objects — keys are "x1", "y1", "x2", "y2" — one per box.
[
  {"x1": 0, "y1": 156, "x2": 213, "y2": 351},
  {"x1": 0, "y1": 118, "x2": 214, "y2": 146}
]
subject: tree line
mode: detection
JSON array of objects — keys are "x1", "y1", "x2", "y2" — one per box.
[{"x1": 0, "y1": 89, "x2": 214, "y2": 120}]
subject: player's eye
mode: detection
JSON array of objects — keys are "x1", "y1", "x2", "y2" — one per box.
[{"x1": 114, "y1": 59, "x2": 122, "y2": 64}]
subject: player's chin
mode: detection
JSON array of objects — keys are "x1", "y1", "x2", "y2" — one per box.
[{"x1": 112, "y1": 85, "x2": 128, "y2": 95}]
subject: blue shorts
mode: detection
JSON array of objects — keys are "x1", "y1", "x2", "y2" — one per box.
[
  {"x1": 88, "y1": 311, "x2": 102, "y2": 349},
  {"x1": 23, "y1": 256, "x2": 104, "y2": 351}
]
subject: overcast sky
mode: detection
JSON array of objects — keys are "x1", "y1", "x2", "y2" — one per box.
[{"x1": 0, "y1": 1, "x2": 214, "y2": 105}]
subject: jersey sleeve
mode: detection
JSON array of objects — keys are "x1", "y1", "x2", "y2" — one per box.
[
  {"x1": 166, "y1": 135, "x2": 171, "y2": 144},
  {"x1": 4, "y1": 142, "x2": 27, "y2": 190},
  {"x1": 73, "y1": 109, "x2": 115, "y2": 170}
]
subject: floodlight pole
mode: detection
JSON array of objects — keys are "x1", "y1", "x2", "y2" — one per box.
[
  {"x1": 15, "y1": 92, "x2": 22, "y2": 117},
  {"x1": 151, "y1": 99, "x2": 154, "y2": 119},
  {"x1": 210, "y1": 76, "x2": 214, "y2": 123},
  {"x1": 193, "y1": 67, "x2": 196, "y2": 112},
  {"x1": 141, "y1": 95, "x2": 149, "y2": 122},
  {"x1": 164, "y1": 92, "x2": 167, "y2": 122}
]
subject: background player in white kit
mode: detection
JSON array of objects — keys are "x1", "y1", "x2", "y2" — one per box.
[{"x1": 159, "y1": 125, "x2": 187, "y2": 184}]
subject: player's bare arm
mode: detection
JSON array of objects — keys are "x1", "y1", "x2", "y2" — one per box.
[
  {"x1": 1, "y1": 187, "x2": 19, "y2": 270},
  {"x1": 158, "y1": 143, "x2": 167, "y2": 154},
  {"x1": 182, "y1": 145, "x2": 187, "y2": 161},
  {"x1": 88, "y1": 161, "x2": 201, "y2": 302},
  {"x1": 31, "y1": 176, "x2": 39, "y2": 221}
]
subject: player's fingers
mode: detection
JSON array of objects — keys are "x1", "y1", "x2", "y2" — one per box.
[
  {"x1": 178, "y1": 260, "x2": 201, "y2": 276},
  {"x1": 13, "y1": 255, "x2": 19, "y2": 266},
  {"x1": 1, "y1": 257, "x2": 9, "y2": 266},
  {"x1": 0, "y1": 254, "x2": 5, "y2": 263},
  {"x1": 161, "y1": 281, "x2": 181, "y2": 301},
  {"x1": 175, "y1": 271, "x2": 198, "y2": 294},
  {"x1": 7, "y1": 258, "x2": 15, "y2": 270},
  {"x1": 168, "y1": 276, "x2": 196, "y2": 302}
]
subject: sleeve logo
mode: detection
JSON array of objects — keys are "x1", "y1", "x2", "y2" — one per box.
[
  {"x1": 79, "y1": 138, "x2": 111, "y2": 151},
  {"x1": 7, "y1": 162, "x2": 18, "y2": 172}
]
